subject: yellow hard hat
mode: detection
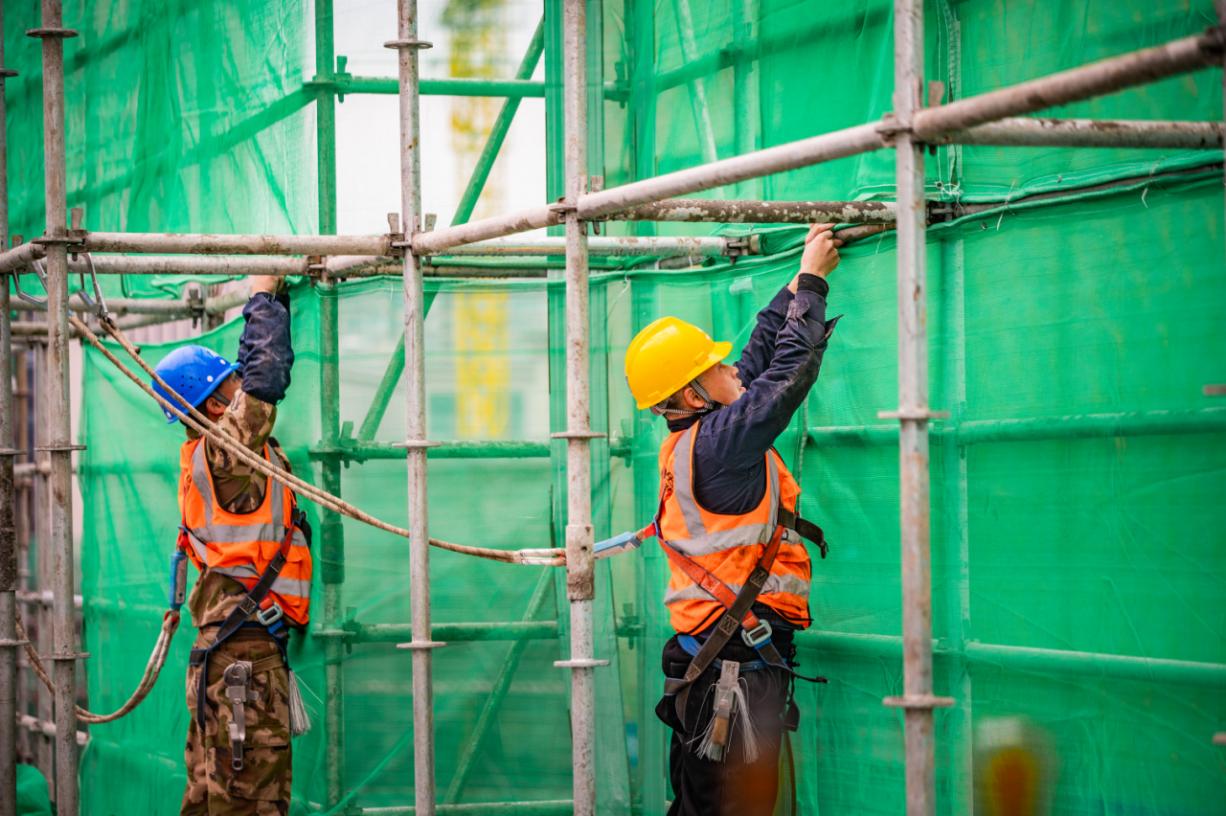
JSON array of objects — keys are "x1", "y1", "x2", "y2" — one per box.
[{"x1": 624, "y1": 316, "x2": 732, "y2": 410}]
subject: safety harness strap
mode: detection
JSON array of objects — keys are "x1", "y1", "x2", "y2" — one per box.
[
  {"x1": 775, "y1": 506, "x2": 829, "y2": 559},
  {"x1": 663, "y1": 527, "x2": 784, "y2": 723}
]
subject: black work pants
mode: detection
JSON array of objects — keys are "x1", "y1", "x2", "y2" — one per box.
[{"x1": 656, "y1": 631, "x2": 797, "y2": 816}]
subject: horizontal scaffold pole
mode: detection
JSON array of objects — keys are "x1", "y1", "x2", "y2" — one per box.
[
  {"x1": 945, "y1": 117, "x2": 1223, "y2": 149},
  {"x1": 79, "y1": 231, "x2": 394, "y2": 256},
  {"x1": 804, "y1": 407, "x2": 1226, "y2": 446},
  {"x1": 17, "y1": 289, "x2": 247, "y2": 317},
  {"x1": 0, "y1": 243, "x2": 43, "y2": 274},
  {"x1": 411, "y1": 27, "x2": 1224, "y2": 253},
  {"x1": 797, "y1": 630, "x2": 1226, "y2": 688},
  {"x1": 615, "y1": 198, "x2": 898, "y2": 224},
  {"x1": 436, "y1": 235, "x2": 749, "y2": 257}
]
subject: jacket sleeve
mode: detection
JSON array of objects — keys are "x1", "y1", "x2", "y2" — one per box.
[
  {"x1": 697, "y1": 274, "x2": 837, "y2": 465},
  {"x1": 734, "y1": 286, "x2": 793, "y2": 387},
  {"x1": 236, "y1": 291, "x2": 294, "y2": 404}
]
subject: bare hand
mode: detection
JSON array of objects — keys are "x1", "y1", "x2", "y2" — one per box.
[
  {"x1": 250, "y1": 275, "x2": 283, "y2": 297},
  {"x1": 790, "y1": 223, "x2": 842, "y2": 289}
]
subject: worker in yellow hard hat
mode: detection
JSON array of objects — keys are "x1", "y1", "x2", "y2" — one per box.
[{"x1": 624, "y1": 223, "x2": 842, "y2": 815}]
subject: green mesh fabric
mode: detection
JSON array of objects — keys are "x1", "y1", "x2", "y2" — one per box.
[{"x1": 7, "y1": 0, "x2": 1224, "y2": 813}]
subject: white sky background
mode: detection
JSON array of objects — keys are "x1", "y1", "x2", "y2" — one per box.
[{"x1": 321, "y1": 0, "x2": 547, "y2": 234}]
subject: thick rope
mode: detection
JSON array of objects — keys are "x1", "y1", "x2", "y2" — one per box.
[
  {"x1": 70, "y1": 314, "x2": 563, "y2": 567},
  {"x1": 16, "y1": 609, "x2": 181, "y2": 724}
]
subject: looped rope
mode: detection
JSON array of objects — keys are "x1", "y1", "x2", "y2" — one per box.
[
  {"x1": 17, "y1": 609, "x2": 181, "y2": 724},
  {"x1": 69, "y1": 313, "x2": 564, "y2": 567}
]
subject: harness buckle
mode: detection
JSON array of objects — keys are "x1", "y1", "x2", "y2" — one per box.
[
  {"x1": 741, "y1": 619, "x2": 773, "y2": 648},
  {"x1": 256, "y1": 603, "x2": 284, "y2": 628}
]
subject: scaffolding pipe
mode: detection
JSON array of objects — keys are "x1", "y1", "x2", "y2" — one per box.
[
  {"x1": 0, "y1": 2, "x2": 16, "y2": 807},
  {"x1": 0, "y1": 242, "x2": 43, "y2": 274},
  {"x1": 412, "y1": 27, "x2": 1224, "y2": 253},
  {"x1": 944, "y1": 116, "x2": 1223, "y2": 148},
  {"x1": 557, "y1": 2, "x2": 598, "y2": 813},
  {"x1": 352, "y1": 802, "x2": 573, "y2": 816},
  {"x1": 33, "y1": 2, "x2": 80, "y2": 812},
  {"x1": 431, "y1": 235, "x2": 741, "y2": 257},
  {"x1": 30, "y1": 339, "x2": 52, "y2": 782},
  {"x1": 76, "y1": 254, "x2": 306, "y2": 276},
  {"x1": 884, "y1": 2, "x2": 948, "y2": 815},
  {"x1": 796, "y1": 630, "x2": 1226, "y2": 687},
  {"x1": 616, "y1": 198, "x2": 898, "y2": 224},
  {"x1": 12, "y1": 311, "x2": 210, "y2": 338},
  {"x1": 911, "y1": 33, "x2": 1225, "y2": 139},
  {"x1": 389, "y1": 1, "x2": 437, "y2": 813},
  {"x1": 18, "y1": 289, "x2": 248, "y2": 317},
  {"x1": 317, "y1": 619, "x2": 558, "y2": 645},
  {"x1": 319, "y1": 284, "x2": 346, "y2": 808},
  {"x1": 80, "y1": 231, "x2": 393, "y2": 256},
  {"x1": 0, "y1": 278, "x2": 15, "y2": 816}
]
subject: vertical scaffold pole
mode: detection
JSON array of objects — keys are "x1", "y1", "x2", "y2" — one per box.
[
  {"x1": 553, "y1": 2, "x2": 601, "y2": 814},
  {"x1": 389, "y1": 2, "x2": 438, "y2": 814},
  {"x1": 885, "y1": 2, "x2": 952, "y2": 815},
  {"x1": 31, "y1": 2, "x2": 79, "y2": 813},
  {"x1": 313, "y1": 0, "x2": 345, "y2": 806},
  {"x1": 0, "y1": 1, "x2": 18, "y2": 809}
]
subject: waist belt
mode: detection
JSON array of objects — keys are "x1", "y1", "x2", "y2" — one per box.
[{"x1": 677, "y1": 634, "x2": 769, "y2": 673}]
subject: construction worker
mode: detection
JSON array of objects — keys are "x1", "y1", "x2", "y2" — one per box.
[
  {"x1": 623, "y1": 224, "x2": 842, "y2": 815},
  {"x1": 151, "y1": 275, "x2": 311, "y2": 815}
]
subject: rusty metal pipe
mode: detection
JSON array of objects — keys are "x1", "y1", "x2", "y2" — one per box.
[
  {"x1": 947, "y1": 116, "x2": 1223, "y2": 148},
  {"x1": 0, "y1": 243, "x2": 43, "y2": 275},
  {"x1": 387, "y1": 2, "x2": 437, "y2": 815},
  {"x1": 80, "y1": 231, "x2": 392, "y2": 256},
  {"x1": 615, "y1": 198, "x2": 898, "y2": 224},
  {"x1": 32, "y1": 1, "x2": 80, "y2": 812}
]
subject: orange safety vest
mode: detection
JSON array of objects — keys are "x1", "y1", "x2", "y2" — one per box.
[
  {"x1": 177, "y1": 437, "x2": 312, "y2": 626},
  {"x1": 655, "y1": 421, "x2": 811, "y2": 633}
]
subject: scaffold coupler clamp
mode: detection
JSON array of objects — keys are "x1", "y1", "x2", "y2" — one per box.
[{"x1": 223, "y1": 660, "x2": 256, "y2": 771}]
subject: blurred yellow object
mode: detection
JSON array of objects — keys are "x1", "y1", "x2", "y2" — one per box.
[
  {"x1": 975, "y1": 717, "x2": 1054, "y2": 816},
  {"x1": 624, "y1": 316, "x2": 732, "y2": 410}
]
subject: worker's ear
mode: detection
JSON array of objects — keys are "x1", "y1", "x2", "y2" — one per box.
[{"x1": 680, "y1": 385, "x2": 707, "y2": 410}]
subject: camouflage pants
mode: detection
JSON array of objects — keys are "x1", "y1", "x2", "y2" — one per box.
[{"x1": 181, "y1": 628, "x2": 292, "y2": 815}]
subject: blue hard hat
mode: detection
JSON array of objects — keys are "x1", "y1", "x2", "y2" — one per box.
[{"x1": 151, "y1": 345, "x2": 240, "y2": 424}]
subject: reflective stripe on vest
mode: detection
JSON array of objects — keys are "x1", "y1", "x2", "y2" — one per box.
[
  {"x1": 657, "y1": 420, "x2": 811, "y2": 631},
  {"x1": 180, "y1": 438, "x2": 312, "y2": 626}
]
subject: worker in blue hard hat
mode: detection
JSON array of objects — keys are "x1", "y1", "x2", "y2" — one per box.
[{"x1": 153, "y1": 275, "x2": 312, "y2": 815}]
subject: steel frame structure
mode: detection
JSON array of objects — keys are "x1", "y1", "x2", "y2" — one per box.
[{"x1": 0, "y1": 1, "x2": 1222, "y2": 814}]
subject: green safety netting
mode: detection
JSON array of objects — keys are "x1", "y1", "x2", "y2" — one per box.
[{"x1": 6, "y1": 0, "x2": 1225, "y2": 813}]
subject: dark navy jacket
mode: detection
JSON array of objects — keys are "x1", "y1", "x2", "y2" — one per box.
[
  {"x1": 236, "y1": 290, "x2": 294, "y2": 404},
  {"x1": 666, "y1": 274, "x2": 836, "y2": 517}
]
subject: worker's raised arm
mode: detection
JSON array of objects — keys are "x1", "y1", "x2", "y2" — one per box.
[
  {"x1": 237, "y1": 276, "x2": 294, "y2": 405},
  {"x1": 202, "y1": 278, "x2": 296, "y2": 504},
  {"x1": 698, "y1": 225, "x2": 841, "y2": 463},
  {"x1": 734, "y1": 223, "x2": 838, "y2": 388}
]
